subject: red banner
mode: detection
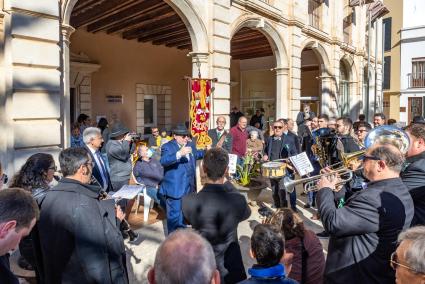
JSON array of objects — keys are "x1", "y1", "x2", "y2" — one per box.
[{"x1": 190, "y1": 79, "x2": 213, "y2": 149}]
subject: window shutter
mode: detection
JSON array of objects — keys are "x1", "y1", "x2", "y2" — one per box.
[
  {"x1": 383, "y1": 17, "x2": 392, "y2": 51},
  {"x1": 383, "y1": 56, "x2": 391, "y2": 90}
]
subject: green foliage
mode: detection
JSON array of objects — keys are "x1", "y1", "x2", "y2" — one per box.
[{"x1": 236, "y1": 152, "x2": 258, "y2": 186}]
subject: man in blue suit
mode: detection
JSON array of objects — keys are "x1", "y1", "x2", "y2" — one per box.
[{"x1": 160, "y1": 124, "x2": 205, "y2": 234}]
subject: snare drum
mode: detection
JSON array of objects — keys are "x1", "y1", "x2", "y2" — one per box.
[{"x1": 261, "y1": 162, "x2": 287, "y2": 179}]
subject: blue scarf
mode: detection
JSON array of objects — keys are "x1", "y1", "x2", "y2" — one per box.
[{"x1": 248, "y1": 263, "x2": 286, "y2": 279}]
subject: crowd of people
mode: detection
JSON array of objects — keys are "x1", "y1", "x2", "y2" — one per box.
[{"x1": 0, "y1": 106, "x2": 424, "y2": 284}]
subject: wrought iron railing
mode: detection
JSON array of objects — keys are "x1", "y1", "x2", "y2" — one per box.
[{"x1": 408, "y1": 73, "x2": 425, "y2": 88}]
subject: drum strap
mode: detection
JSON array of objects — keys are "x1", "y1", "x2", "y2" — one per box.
[{"x1": 216, "y1": 131, "x2": 228, "y2": 148}]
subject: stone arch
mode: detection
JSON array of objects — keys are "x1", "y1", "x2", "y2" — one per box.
[
  {"x1": 61, "y1": 0, "x2": 209, "y2": 53},
  {"x1": 230, "y1": 15, "x2": 289, "y2": 69},
  {"x1": 229, "y1": 15, "x2": 290, "y2": 118},
  {"x1": 340, "y1": 54, "x2": 358, "y2": 83},
  {"x1": 300, "y1": 39, "x2": 331, "y2": 76}
]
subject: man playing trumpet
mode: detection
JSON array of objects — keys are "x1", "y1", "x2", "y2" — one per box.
[{"x1": 316, "y1": 143, "x2": 413, "y2": 284}]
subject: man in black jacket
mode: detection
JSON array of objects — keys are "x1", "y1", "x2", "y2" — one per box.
[
  {"x1": 37, "y1": 148, "x2": 128, "y2": 284},
  {"x1": 316, "y1": 143, "x2": 414, "y2": 284},
  {"x1": 263, "y1": 120, "x2": 299, "y2": 210},
  {"x1": 182, "y1": 148, "x2": 251, "y2": 283},
  {"x1": 401, "y1": 123, "x2": 425, "y2": 226}
]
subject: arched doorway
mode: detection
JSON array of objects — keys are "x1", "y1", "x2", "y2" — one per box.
[
  {"x1": 299, "y1": 41, "x2": 331, "y2": 116},
  {"x1": 229, "y1": 17, "x2": 289, "y2": 127},
  {"x1": 61, "y1": 0, "x2": 208, "y2": 140}
]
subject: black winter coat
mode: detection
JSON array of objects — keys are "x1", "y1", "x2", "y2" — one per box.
[
  {"x1": 317, "y1": 178, "x2": 413, "y2": 284},
  {"x1": 37, "y1": 178, "x2": 128, "y2": 284},
  {"x1": 401, "y1": 151, "x2": 425, "y2": 226},
  {"x1": 182, "y1": 183, "x2": 251, "y2": 284}
]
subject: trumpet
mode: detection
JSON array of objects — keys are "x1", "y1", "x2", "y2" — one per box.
[{"x1": 283, "y1": 167, "x2": 355, "y2": 193}]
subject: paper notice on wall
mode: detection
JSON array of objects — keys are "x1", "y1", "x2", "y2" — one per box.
[
  {"x1": 228, "y1": 154, "x2": 238, "y2": 174},
  {"x1": 289, "y1": 152, "x2": 314, "y2": 177}
]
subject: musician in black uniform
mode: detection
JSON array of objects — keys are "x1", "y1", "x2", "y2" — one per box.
[
  {"x1": 263, "y1": 120, "x2": 299, "y2": 210},
  {"x1": 401, "y1": 123, "x2": 425, "y2": 226}
]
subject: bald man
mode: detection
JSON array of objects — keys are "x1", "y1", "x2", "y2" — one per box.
[
  {"x1": 208, "y1": 116, "x2": 233, "y2": 153},
  {"x1": 316, "y1": 144, "x2": 414, "y2": 284},
  {"x1": 230, "y1": 116, "x2": 249, "y2": 159},
  {"x1": 148, "y1": 229, "x2": 220, "y2": 284}
]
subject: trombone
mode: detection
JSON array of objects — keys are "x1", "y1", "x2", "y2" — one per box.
[{"x1": 283, "y1": 150, "x2": 365, "y2": 194}]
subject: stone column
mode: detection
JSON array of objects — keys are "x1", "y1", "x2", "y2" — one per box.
[
  {"x1": 321, "y1": 76, "x2": 333, "y2": 116},
  {"x1": 275, "y1": 67, "x2": 290, "y2": 119},
  {"x1": 189, "y1": 52, "x2": 209, "y2": 79},
  {"x1": 61, "y1": 24, "x2": 75, "y2": 148}
]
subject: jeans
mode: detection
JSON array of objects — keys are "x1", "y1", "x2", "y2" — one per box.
[{"x1": 145, "y1": 186, "x2": 161, "y2": 205}]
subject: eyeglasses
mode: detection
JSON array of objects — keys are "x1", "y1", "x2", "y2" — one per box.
[
  {"x1": 390, "y1": 252, "x2": 422, "y2": 274},
  {"x1": 360, "y1": 155, "x2": 381, "y2": 162},
  {"x1": 152, "y1": 130, "x2": 159, "y2": 134},
  {"x1": 356, "y1": 129, "x2": 367, "y2": 133},
  {"x1": 273, "y1": 126, "x2": 283, "y2": 129},
  {"x1": 177, "y1": 134, "x2": 189, "y2": 138},
  {"x1": 1, "y1": 174, "x2": 8, "y2": 184}
]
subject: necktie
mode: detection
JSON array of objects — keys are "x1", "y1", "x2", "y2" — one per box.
[{"x1": 95, "y1": 151, "x2": 108, "y2": 188}]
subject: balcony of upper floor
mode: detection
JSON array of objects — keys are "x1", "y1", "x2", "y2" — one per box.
[{"x1": 407, "y1": 72, "x2": 425, "y2": 89}]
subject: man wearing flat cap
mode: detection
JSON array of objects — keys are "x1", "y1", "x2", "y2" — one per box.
[{"x1": 159, "y1": 124, "x2": 205, "y2": 234}]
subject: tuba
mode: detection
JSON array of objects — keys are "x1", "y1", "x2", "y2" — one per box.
[{"x1": 364, "y1": 125, "x2": 410, "y2": 154}]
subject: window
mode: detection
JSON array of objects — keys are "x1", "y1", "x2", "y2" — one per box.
[
  {"x1": 343, "y1": 1, "x2": 354, "y2": 44},
  {"x1": 383, "y1": 56, "x2": 391, "y2": 90},
  {"x1": 382, "y1": 17, "x2": 392, "y2": 52},
  {"x1": 411, "y1": 59, "x2": 425, "y2": 88},
  {"x1": 309, "y1": 0, "x2": 321, "y2": 29}
]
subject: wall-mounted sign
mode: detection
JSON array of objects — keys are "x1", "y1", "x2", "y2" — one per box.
[{"x1": 106, "y1": 95, "x2": 123, "y2": 104}]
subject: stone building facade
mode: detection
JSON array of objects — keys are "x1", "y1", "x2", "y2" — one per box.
[{"x1": 0, "y1": 0, "x2": 383, "y2": 174}]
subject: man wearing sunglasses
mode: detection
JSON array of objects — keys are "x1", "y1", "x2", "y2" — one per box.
[
  {"x1": 391, "y1": 226, "x2": 425, "y2": 284},
  {"x1": 160, "y1": 124, "x2": 205, "y2": 234},
  {"x1": 401, "y1": 123, "x2": 425, "y2": 226},
  {"x1": 263, "y1": 120, "x2": 299, "y2": 210},
  {"x1": 316, "y1": 143, "x2": 414, "y2": 284}
]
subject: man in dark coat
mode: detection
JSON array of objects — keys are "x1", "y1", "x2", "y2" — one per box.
[
  {"x1": 83, "y1": 127, "x2": 113, "y2": 192},
  {"x1": 182, "y1": 148, "x2": 250, "y2": 283},
  {"x1": 316, "y1": 143, "x2": 414, "y2": 284},
  {"x1": 37, "y1": 148, "x2": 128, "y2": 284},
  {"x1": 401, "y1": 123, "x2": 425, "y2": 226},
  {"x1": 207, "y1": 116, "x2": 233, "y2": 153},
  {"x1": 263, "y1": 120, "x2": 299, "y2": 210},
  {"x1": 160, "y1": 124, "x2": 205, "y2": 234},
  {"x1": 230, "y1": 106, "x2": 244, "y2": 127}
]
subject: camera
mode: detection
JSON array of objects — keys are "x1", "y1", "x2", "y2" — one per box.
[{"x1": 128, "y1": 132, "x2": 142, "y2": 141}]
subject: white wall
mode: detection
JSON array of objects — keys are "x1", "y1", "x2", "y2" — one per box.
[{"x1": 403, "y1": 0, "x2": 425, "y2": 29}]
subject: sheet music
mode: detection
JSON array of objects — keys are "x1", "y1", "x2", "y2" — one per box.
[
  {"x1": 228, "y1": 154, "x2": 238, "y2": 174},
  {"x1": 289, "y1": 152, "x2": 314, "y2": 176},
  {"x1": 111, "y1": 184, "x2": 145, "y2": 200}
]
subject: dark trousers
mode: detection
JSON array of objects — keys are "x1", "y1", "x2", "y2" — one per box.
[
  {"x1": 165, "y1": 196, "x2": 186, "y2": 234},
  {"x1": 270, "y1": 178, "x2": 297, "y2": 209}
]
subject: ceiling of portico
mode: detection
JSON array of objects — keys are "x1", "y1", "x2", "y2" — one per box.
[
  {"x1": 72, "y1": 1, "x2": 281, "y2": 60},
  {"x1": 231, "y1": 27, "x2": 274, "y2": 60},
  {"x1": 70, "y1": 0, "x2": 192, "y2": 50}
]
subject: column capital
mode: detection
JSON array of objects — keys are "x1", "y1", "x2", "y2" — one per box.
[
  {"x1": 61, "y1": 24, "x2": 75, "y2": 46},
  {"x1": 188, "y1": 52, "x2": 209, "y2": 62},
  {"x1": 275, "y1": 67, "x2": 289, "y2": 76}
]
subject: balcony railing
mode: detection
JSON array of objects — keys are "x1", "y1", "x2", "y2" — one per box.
[
  {"x1": 309, "y1": 0, "x2": 321, "y2": 29},
  {"x1": 408, "y1": 73, "x2": 425, "y2": 88}
]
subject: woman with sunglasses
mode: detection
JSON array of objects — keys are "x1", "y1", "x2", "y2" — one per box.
[{"x1": 9, "y1": 153, "x2": 56, "y2": 277}]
